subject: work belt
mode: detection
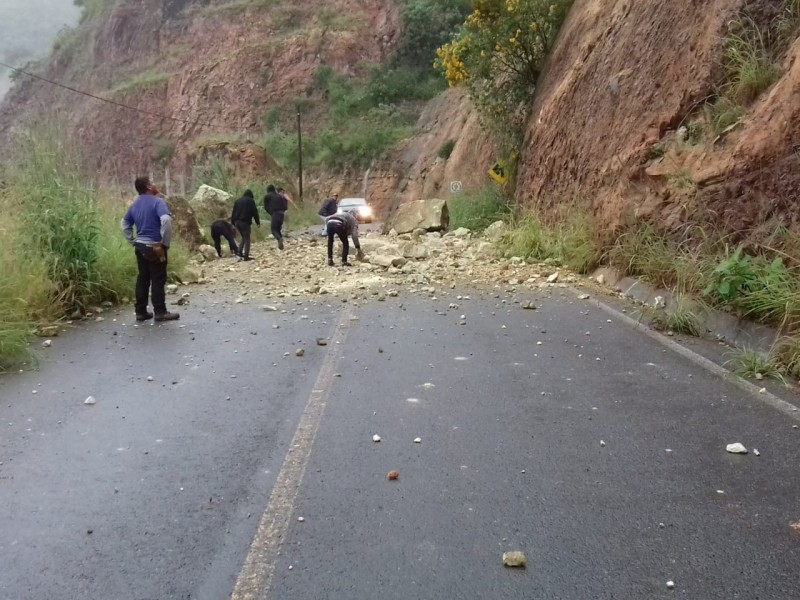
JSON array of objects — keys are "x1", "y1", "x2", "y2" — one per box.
[{"x1": 135, "y1": 242, "x2": 166, "y2": 263}]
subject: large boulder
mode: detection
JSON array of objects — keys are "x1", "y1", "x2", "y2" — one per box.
[
  {"x1": 384, "y1": 199, "x2": 449, "y2": 235},
  {"x1": 166, "y1": 196, "x2": 205, "y2": 250},
  {"x1": 190, "y1": 185, "x2": 232, "y2": 223}
]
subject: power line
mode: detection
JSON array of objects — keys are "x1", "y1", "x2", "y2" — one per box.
[{"x1": 0, "y1": 60, "x2": 249, "y2": 133}]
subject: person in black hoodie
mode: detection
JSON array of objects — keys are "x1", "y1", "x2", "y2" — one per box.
[
  {"x1": 230, "y1": 189, "x2": 260, "y2": 261},
  {"x1": 263, "y1": 184, "x2": 288, "y2": 250},
  {"x1": 209, "y1": 219, "x2": 239, "y2": 258}
]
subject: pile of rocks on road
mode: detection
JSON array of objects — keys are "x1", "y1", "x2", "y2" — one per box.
[{"x1": 187, "y1": 221, "x2": 580, "y2": 303}]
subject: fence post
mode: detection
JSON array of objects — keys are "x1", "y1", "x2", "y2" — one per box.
[{"x1": 164, "y1": 166, "x2": 171, "y2": 197}]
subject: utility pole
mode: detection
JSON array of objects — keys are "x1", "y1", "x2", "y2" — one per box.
[{"x1": 297, "y1": 111, "x2": 304, "y2": 202}]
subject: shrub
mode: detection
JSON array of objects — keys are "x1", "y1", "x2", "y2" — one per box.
[
  {"x1": 448, "y1": 184, "x2": 510, "y2": 231},
  {"x1": 438, "y1": 139, "x2": 456, "y2": 159},
  {"x1": 703, "y1": 245, "x2": 758, "y2": 305},
  {"x1": 725, "y1": 346, "x2": 784, "y2": 381},
  {"x1": 648, "y1": 295, "x2": 703, "y2": 337},
  {"x1": 436, "y1": 0, "x2": 574, "y2": 135},
  {"x1": 398, "y1": 0, "x2": 471, "y2": 67},
  {"x1": 706, "y1": 97, "x2": 745, "y2": 134},
  {"x1": 722, "y1": 15, "x2": 782, "y2": 105},
  {"x1": 648, "y1": 143, "x2": 666, "y2": 159}
]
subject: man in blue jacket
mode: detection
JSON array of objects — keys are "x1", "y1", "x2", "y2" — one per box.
[{"x1": 121, "y1": 177, "x2": 179, "y2": 322}]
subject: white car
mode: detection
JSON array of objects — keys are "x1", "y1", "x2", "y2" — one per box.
[{"x1": 337, "y1": 197, "x2": 374, "y2": 224}]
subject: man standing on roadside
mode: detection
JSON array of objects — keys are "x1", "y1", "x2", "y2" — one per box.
[
  {"x1": 231, "y1": 189, "x2": 260, "y2": 261},
  {"x1": 263, "y1": 184, "x2": 288, "y2": 250},
  {"x1": 318, "y1": 192, "x2": 338, "y2": 235},
  {"x1": 121, "y1": 176, "x2": 179, "y2": 322},
  {"x1": 325, "y1": 210, "x2": 363, "y2": 267}
]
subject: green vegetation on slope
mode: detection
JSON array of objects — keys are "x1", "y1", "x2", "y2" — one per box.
[
  {"x1": 0, "y1": 127, "x2": 188, "y2": 371},
  {"x1": 261, "y1": 0, "x2": 472, "y2": 172},
  {"x1": 436, "y1": 0, "x2": 573, "y2": 140}
]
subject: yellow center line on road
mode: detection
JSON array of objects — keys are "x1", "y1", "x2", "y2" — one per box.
[{"x1": 230, "y1": 306, "x2": 353, "y2": 600}]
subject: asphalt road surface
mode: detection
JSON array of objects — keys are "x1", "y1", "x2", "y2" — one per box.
[{"x1": 1, "y1": 284, "x2": 799, "y2": 600}]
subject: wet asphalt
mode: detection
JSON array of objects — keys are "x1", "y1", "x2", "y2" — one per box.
[{"x1": 1, "y1": 284, "x2": 799, "y2": 600}]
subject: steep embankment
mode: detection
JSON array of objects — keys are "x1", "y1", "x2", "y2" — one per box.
[
  {"x1": 516, "y1": 0, "x2": 800, "y2": 242},
  {"x1": 0, "y1": 0, "x2": 400, "y2": 180}
]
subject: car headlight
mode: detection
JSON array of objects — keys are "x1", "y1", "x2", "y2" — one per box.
[{"x1": 358, "y1": 206, "x2": 372, "y2": 216}]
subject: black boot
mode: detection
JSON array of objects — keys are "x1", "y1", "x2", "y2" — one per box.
[
  {"x1": 136, "y1": 311, "x2": 153, "y2": 322},
  {"x1": 154, "y1": 311, "x2": 180, "y2": 322}
]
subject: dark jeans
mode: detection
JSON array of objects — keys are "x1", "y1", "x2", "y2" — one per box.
[
  {"x1": 211, "y1": 224, "x2": 239, "y2": 257},
  {"x1": 327, "y1": 221, "x2": 349, "y2": 263},
  {"x1": 234, "y1": 221, "x2": 252, "y2": 258},
  {"x1": 134, "y1": 244, "x2": 168, "y2": 315},
  {"x1": 271, "y1": 211, "x2": 285, "y2": 241}
]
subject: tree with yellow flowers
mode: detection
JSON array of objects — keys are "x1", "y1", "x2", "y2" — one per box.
[{"x1": 435, "y1": 0, "x2": 573, "y2": 137}]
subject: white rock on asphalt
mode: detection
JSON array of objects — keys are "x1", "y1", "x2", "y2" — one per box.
[
  {"x1": 372, "y1": 434, "x2": 381, "y2": 442},
  {"x1": 414, "y1": 437, "x2": 422, "y2": 443},
  {"x1": 666, "y1": 580, "x2": 675, "y2": 589},
  {"x1": 547, "y1": 272, "x2": 559, "y2": 283},
  {"x1": 726, "y1": 443, "x2": 748, "y2": 454},
  {"x1": 502, "y1": 551, "x2": 526, "y2": 568},
  {"x1": 42, "y1": 340, "x2": 52, "y2": 348},
  {"x1": 84, "y1": 396, "x2": 96, "y2": 405}
]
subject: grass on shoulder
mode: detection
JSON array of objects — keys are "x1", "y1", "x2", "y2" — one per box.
[
  {"x1": 724, "y1": 346, "x2": 785, "y2": 382},
  {"x1": 499, "y1": 209, "x2": 602, "y2": 274},
  {"x1": 644, "y1": 295, "x2": 704, "y2": 337},
  {"x1": 448, "y1": 185, "x2": 510, "y2": 232}
]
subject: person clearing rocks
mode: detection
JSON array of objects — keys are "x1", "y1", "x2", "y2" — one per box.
[{"x1": 325, "y1": 210, "x2": 364, "y2": 267}]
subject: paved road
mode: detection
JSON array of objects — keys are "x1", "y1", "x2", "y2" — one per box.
[{"x1": 1, "y1": 284, "x2": 799, "y2": 599}]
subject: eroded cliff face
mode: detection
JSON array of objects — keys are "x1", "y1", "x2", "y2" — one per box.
[
  {"x1": 516, "y1": 0, "x2": 800, "y2": 242},
  {"x1": 0, "y1": 0, "x2": 401, "y2": 180}
]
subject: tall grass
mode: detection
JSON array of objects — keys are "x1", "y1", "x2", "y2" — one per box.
[
  {"x1": 722, "y1": 18, "x2": 782, "y2": 105},
  {"x1": 448, "y1": 185, "x2": 510, "y2": 232},
  {"x1": 499, "y1": 207, "x2": 602, "y2": 274},
  {"x1": 609, "y1": 224, "x2": 716, "y2": 294},
  {"x1": 0, "y1": 128, "x2": 191, "y2": 370}
]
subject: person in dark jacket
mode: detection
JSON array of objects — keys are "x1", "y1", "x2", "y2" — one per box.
[
  {"x1": 325, "y1": 210, "x2": 363, "y2": 267},
  {"x1": 263, "y1": 184, "x2": 288, "y2": 250},
  {"x1": 318, "y1": 193, "x2": 338, "y2": 235},
  {"x1": 230, "y1": 189, "x2": 260, "y2": 261},
  {"x1": 210, "y1": 219, "x2": 239, "y2": 258}
]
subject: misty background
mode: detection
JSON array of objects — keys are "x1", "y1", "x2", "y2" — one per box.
[{"x1": 0, "y1": 0, "x2": 80, "y2": 100}]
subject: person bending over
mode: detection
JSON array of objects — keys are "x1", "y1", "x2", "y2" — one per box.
[
  {"x1": 325, "y1": 210, "x2": 363, "y2": 267},
  {"x1": 210, "y1": 219, "x2": 239, "y2": 258}
]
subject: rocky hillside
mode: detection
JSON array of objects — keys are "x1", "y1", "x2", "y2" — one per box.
[
  {"x1": 0, "y1": 0, "x2": 401, "y2": 180},
  {"x1": 4, "y1": 0, "x2": 798, "y2": 242},
  {"x1": 517, "y1": 0, "x2": 800, "y2": 243}
]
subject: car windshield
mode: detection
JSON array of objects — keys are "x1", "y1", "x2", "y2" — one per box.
[{"x1": 339, "y1": 198, "x2": 366, "y2": 208}]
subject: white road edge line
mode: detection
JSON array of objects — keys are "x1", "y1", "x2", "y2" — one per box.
[
  {"x1": 582, "y1": 291, "x2": 800, "y2": 422},
  {"x1": 231, "y1": 307, "x2": 353, "y2": 600}
]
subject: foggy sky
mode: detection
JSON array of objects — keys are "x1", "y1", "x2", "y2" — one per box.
[{"x1": 0, "y1": 0, "x2": 80, "y2": 99}]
